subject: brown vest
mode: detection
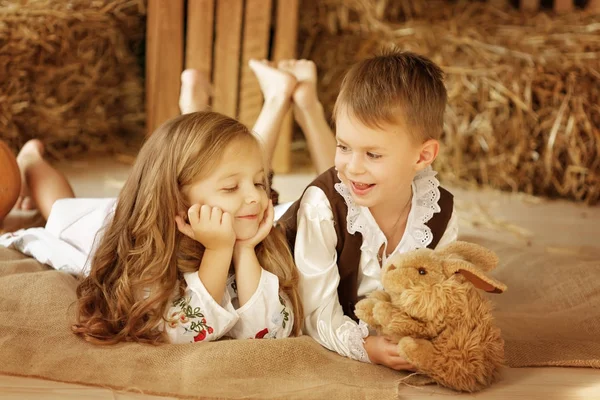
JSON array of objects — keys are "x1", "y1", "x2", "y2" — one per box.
[{"x1": 277, "y1": 167, "x2": 454, "y2": 321}]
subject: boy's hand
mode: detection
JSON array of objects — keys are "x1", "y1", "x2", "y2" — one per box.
[
  {"x1": 235, "y1": 200, "x2": 274, "y2": 250},
  {"x1": 364, "y1": 335, "x2": 416, "y2": 371},
  {"x1": 176, "y1": 204, "x2": 236, "y2": 251}
]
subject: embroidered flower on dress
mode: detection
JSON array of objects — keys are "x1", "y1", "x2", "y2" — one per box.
[
  {"x1": 278, "y1": 295, "x2": 290, "y2": 329},
  {"x1": 170, "y1": 296, "x2": 214, "y2": 341},
  {"x1": 255, "y1": 328, "x2": 269, "y2": 339}
]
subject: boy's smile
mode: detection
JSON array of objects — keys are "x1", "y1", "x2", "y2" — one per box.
[
  {"x1": 334, "y1": 108, "x2": 424, "y2": 216},
  {"x1": 349, "y1": 180, "x2": 376, "y2": 196}
]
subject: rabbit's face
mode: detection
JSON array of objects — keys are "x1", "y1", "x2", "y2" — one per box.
[{"x1": 382, "y1": 250, "x2": 447, "y2": 294}]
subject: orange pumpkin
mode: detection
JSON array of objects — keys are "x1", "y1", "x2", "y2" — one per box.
[{"x1": 0, "y1": 140, "x2": 21, "y2": 220}]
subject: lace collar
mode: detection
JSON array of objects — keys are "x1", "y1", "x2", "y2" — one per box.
[{"x1": 333, "y1": 166, "x2": 442, "y2": 259}]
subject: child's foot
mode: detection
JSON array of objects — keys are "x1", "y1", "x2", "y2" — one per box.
[
  {"x1": 179, "y1": 69, "x2": 212, "y2": 114},
  {"x1": 277, "y1": 59, "x2": 318, "y2": 110},
  {"x1": 15, "y1": 139, "x2": 44, "y2": 211},
  {"x1": 249, "y1": 59, "x2": 297, "y2": 104}
]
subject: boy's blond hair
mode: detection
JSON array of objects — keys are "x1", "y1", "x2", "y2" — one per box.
[{"x1": 333, "y1": 50, "x2": 447, "y2": 142}]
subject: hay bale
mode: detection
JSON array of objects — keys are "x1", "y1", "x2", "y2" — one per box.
[
  {"x1": 299, "y1": 0, "x2": 600, "y2": 204},
  {"x1": 0, "y1": 0, "x2": 146, "y2": 158}
]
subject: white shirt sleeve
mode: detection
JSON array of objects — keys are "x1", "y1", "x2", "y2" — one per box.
[
  {"x1": 164, "y1": 272, "x2": 239, "y2": 343},
  {"x1": 294, "y1": 186, "x2": 370, "y2": 363},
  {"x1": 227, "y1": 269, "x2": 294, "y2": 339},
  {"x1": 436, "y1": 206, "x2": 459, "y2": 248}
]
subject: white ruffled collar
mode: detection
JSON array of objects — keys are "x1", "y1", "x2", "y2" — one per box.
[{"x1": 333, "y1": 166, "x2": 442, "y2": 263}]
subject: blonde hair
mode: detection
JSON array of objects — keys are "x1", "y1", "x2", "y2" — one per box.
[
  {"x1": 72, "y1": 111, "x2": 303, "y2": 344},
  {"x1": 333, "y1": 50, "x2": 447, "y2": 142}
]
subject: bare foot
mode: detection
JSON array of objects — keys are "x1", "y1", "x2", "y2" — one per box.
[
  {"x1": 277, "y1": 59, "x2": 318, "y2": 110},
  {"x1": 179, "y1": 69, "x2": 212, "y2": 114},
  {"x1": 15, "y1": 139, "x2": 44, "y2": 210},
  {"x1": 249, "y1": 59, "x2": 297, "y2": 104}
]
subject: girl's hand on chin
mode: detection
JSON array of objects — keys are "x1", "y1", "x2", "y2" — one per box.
[
  {"x1": 235, "y1": 200, "x2": 274, "y2": 250},
  {"x1": 175, "y1": 204, "x2": 236, "y2": 251}
]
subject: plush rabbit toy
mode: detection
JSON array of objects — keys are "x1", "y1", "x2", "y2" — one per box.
[{"x1": 355, "y1": 241, "x2": 507, "y2": 392}]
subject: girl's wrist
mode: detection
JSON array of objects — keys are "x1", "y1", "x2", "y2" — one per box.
[
  {"x1": 200, "y1": 247, "x2": 234, "y2": 271},
  {"x1": 233, "y1": 244, "x2": 253, "y2": 257},
  {"x1": 232, "y1": 245, "x2": 258, "y2": 269}
]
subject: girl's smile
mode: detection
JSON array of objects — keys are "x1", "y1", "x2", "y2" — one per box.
[
  {"x1": 236, "y1": 213, "x2": 259, "y2": 220},
  {"x1": 185, "y1": 139, "x2": 269, "y2": 240}
]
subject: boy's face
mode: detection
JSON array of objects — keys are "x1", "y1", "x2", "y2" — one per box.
[{"x1": 334, "y1": 110, "x2": 424, "y2": 211}]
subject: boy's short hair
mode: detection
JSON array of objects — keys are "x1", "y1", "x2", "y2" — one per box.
[{"x1": 333, "y1": 50, "x2": 447, "y2": 142}]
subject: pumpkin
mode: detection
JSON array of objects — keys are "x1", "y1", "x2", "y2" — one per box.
[{"x1": 0, "y1": 140, "x2": 21, "y2": 220}]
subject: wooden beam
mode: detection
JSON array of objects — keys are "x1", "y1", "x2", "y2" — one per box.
[
  {"x1": 146, "y1": 0, "x2": 184, "y2": 134},
  {"x1": 554, "y1": 0, "x2": 574, "y2": 13},
  {"x1": 238, "y1": 0, "x2": 273, "y2": 127},
  {"x1": 271, "y1": 0, "x2": 299, "y2": 174},
  {"x1": 587, "y1": 0, "x2": 600, "y2": 13},
  {"x1": 212, "y1": 0, "x2": 244, "y2": 118},
  {"x1": 185, "y1": 0, "x2": 215, "y2": 108},
  {"x1": 520, "y1": 0, "x2": 540, "y2": 12}
]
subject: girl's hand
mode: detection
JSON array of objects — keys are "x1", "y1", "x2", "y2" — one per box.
[
  {"x1": 364, "y1": 335, "x2": 416, "y2": 371},
  {"x1": 235, "y1": 200, "x2": 274, "y2": 250},
  {"x1": 176, "y1": 204, "x2": 236, "y2": 251}
]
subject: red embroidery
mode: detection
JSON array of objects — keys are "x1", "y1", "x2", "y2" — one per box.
[
  {"x1": 194, "y1": 330, "x2": 207, "y2": 342},
  {"x1": 171, "y1": 297, "x2": 213, "y2": 341},
  {"x1": 255, "y1": 328, "x2": 269, "y2": 339}
]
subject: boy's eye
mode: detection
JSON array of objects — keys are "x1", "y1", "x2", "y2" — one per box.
[
  {"x1": 336, "y1": 144, "x2": 349, "y2": 152},
  {"x1": 222, "y1": 186, "x2": 238, "y2": 193},
  {"x1": 254, "y1": 182, "x2": 266, "y2": 190},
  {"x1": 366, "y1": 152, "x2": 382, "y2": 159}
]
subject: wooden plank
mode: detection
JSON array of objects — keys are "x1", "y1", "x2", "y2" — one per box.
[
  {"x1": 554, "y1": 0, "x2": 574, "y2": 13},
  {"x1": 146, "y1": 0, "x2": 184, "y2": 134},
  {"x1": 520, "y1": 0, "x2": 540, "y2": 11},
  {"x1": 238, "y1": 0, "x2": 273, "y2": 127},
  {"x1": 185, "y1": 0, "x2": 214, "y2": 109},
  {"x1": 271, "y1": 0, "x2": 299, "y2": 174},
  {"x1": 212, "y1": 0, "x2": 244, "y2": 118},
  {"x1": 587, "y1": 0, "x2": 600, "y2": 13}
]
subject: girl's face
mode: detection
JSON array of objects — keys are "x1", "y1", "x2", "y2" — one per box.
[
  {"x1": 334, "y1": 110, "x2": 423, "y2": 213},
  {"x1": 185, "y1": 139, "x2": 269, "y2": 241}
]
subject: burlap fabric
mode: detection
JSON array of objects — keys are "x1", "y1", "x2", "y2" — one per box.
[{"x1": 0, "y1": 237, "x2": 598, "y2": 398}]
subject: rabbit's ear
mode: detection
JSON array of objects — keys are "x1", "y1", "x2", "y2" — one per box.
[
  {"x1": 436, "y1": 241, "x2": 499, "y2": 272},
  {"x1": 443, "y1": 259, "x2": 507, "y2": 293}
]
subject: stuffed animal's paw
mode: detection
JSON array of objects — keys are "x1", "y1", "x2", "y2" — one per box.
[
  {"x1": 368, "y1": 290, "x2": 391, "y2": 302},
  {"x1": 398, "y1": 337, "x2": 435, "y2": 372},
  {"x1": 397, "y1": 337, "x2": 418, "y2": 361},
  {"x1": 372, "y1": 300, "x2": 395, "y2": 327},
  {"x1": 354, "y1": 297, "x2": 381, "y2": 328}
]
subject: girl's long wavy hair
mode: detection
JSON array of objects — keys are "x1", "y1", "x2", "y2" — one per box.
[{"x1": 72, "y1": 111, "x2": 303, "y2": 344}]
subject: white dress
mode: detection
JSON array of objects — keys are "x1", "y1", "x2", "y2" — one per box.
[
  {"x1": 0, "y1": 198, "x2": 294, "y2": 342},
  {"x1": 290, "y1": 167, "x2": 458, "y2": 362}
]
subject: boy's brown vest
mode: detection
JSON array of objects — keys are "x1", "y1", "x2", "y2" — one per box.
[{"x1": 277, "y1": 167, "x2": 454, "y2": 321}]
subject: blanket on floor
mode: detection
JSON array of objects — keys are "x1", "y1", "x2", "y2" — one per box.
[{"x1": 0, "y1": 238, "x2": 598, "y2": 399}]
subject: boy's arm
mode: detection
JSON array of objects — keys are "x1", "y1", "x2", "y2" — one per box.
[
  {"x1": 295, "y1": 187, "x2": 416, "y2": 370},
  {"x1": 294, "y1": 186, "x2": 370, "y2": 362}
]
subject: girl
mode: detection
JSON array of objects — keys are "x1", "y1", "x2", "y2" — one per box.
[{"x1": 1, "y1": 69, "x2": 303, "y2": 344}]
